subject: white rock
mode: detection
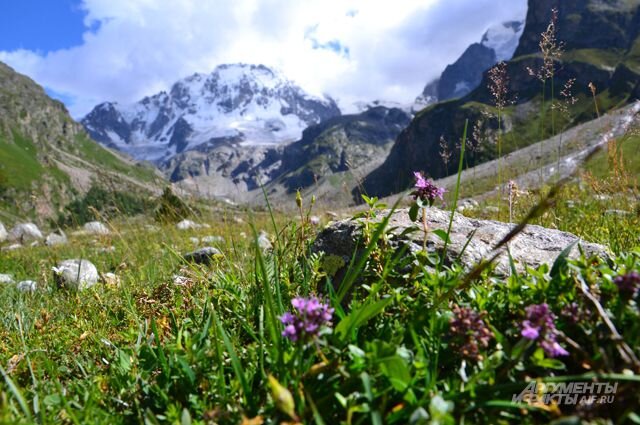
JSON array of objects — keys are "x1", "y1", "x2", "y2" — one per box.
[
  {"x1": 17, "y1": 280, "x2": 37, "y2": 292},
  {"x1": 46, "y1": 231, "x2": 68, "y2": 246},
  {"x1": 53, "y1": 259, "x2": 99, "y2": 290},
  {"x1": 9, "y1": 223, "x2": 43, "y2": 242},
  {"x1": 100, "y1": 272, "x2": 120, "y2": 287},
  {"x1": 189, "y1": 237, "x2": 200, "y2": 245},
  {"x1": 2, "y1": 243, "x2": 23, "y2": 252},
  {"x1": 257, "y1": 231, "x2": 273, "y2": 251},
  {"x1": 0, "y1": 274, "x2": 14, "y2": 284},
  {"x1": 84, "y1": 221, "x2": 110, "y2": 235},
  {"x1": 0, "y1": 222, "x2": 7, "y2": 242},
  {"x1": 202, "y1": 235, "x2": 225, "y2": 244},
  {"x1": 176, "y1": 219, "x2": 200, "y2": 230}
]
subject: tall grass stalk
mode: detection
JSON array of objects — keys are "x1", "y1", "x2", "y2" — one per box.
[{"x1": 439, "y1": 120, "x2": 468, "y2": 272}]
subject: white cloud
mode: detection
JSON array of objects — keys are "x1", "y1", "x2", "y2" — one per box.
[{"x1": 0, "y1": 0, "x2": 527, "y2": 118}]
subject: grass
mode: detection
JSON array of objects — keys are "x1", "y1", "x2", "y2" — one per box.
[
  {"x1": 73, "y1": 133, "x2": 159, "y2": 184},
  {"x1": 0, "y1": 170, "x2": 639, "y2": 423},
  {"x1": 0, "y1": 131, "x2": 44, "y2": 191}
]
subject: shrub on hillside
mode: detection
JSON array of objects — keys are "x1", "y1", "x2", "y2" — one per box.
[
  {"x1": 154, "y1": 187, "x2": 195, "y2": 223},
  {"x1": 57, "y1": 185, "x2": 150, "y2": 227}
]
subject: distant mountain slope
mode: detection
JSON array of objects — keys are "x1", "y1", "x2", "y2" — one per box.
[
  {"x1": 82, "y1": 64, "x2": 341, "y2": 163},
  {"x1": 0, "y1": 61, "x2": 163, "y2": 221},
  {"x1": 163, "y1": 106, "x2": 411, "y2": 204},
  {"x1": 416, "y1": 20, "x2": 524, "y2": 106},
  {"x1": 361, "y1": 0, "x2": 640, "y2": 200}
]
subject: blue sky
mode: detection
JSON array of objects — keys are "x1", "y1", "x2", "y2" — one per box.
[
  {"x1": 0, "y1": 0, "x2": 527, "y2": 118},
  {"x1": 0, "y1": 1, "x2": 89, "y2": 52}
]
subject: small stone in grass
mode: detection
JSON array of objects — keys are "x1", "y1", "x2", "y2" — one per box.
[
  {"x1": 17, "y1": 280, "x2": 37, "y2": 292},
  {"x1": 53, "y1": 259, "x2": 99, "y2": 290},
  {"x1": 183, "y1": 247, "x2": 222, "y2": 265}
]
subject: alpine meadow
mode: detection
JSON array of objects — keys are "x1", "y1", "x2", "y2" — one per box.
[{"x1": 1, "y1": 1, "x2": 640, "y2": 424}]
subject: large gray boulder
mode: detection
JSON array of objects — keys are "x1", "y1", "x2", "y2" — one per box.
[
  {"x1": 9, "y1": 223, "x2": 43, "y2": 242},
  {"x1": 53, "y1": 259, "x2": 99, "y2": 290},
  {"x1": 313, "y1": 208, "x2": 609, "y2": 276}
]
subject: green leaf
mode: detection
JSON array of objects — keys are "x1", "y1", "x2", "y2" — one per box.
[
  {"x1": 550, "y1": 240, "x2": 578, "y2": 279},
  {"x1": 181, "y1": 408, "x2": 192, "y2": 425},
  {"x1": 379, "y1": 355, "x2": 412, "y2": 392},
  {"x1": 213, "y1": 309, "x2": 255, "y2": 412},
  {"x1": 409, "y1": 203, "x2": 419, "y2": 222},
  {"x1": 335, "y1": 297, "x2": 393, "y2": 341},
  {"x1": 432, "y1": 229, "x2": 450, "y2": 243}
]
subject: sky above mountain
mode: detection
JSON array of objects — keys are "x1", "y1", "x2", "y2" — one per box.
[{"x1": 0, "y1": 0, "x2": 527, "y2": 118}]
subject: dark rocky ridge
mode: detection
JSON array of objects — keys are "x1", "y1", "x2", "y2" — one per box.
[{"x1": 361, "y1": 0, "x2": 640, "y2": 200}]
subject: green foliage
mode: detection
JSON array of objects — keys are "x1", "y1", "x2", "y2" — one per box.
[
  {"x1": 0, "y1": 194, "x2": 639, "y2": 424},
  {"x1": 57, "y1": 185, "x2": 150, "y2": 227},
  {"x1": 0, "y1": 131, "x2": 43, "y2": 191}
]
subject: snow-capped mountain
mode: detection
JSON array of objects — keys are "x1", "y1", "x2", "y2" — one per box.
[
  {"x1": 82, "y1": 64, "x2": 341, "y2": 163},
  {"x1": 416, "y1": 20, "x2": 524, "y2": 106}
]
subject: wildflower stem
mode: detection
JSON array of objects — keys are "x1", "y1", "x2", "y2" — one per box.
[{"x1": 422, "y1": 207, "x2": 428, "y2": 251}]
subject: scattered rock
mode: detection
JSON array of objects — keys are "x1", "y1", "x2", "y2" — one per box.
[
  {"x1": 53, "y1": 259, "x2": 99, "y2": 290},
  {"x1": 457, "y1": 199, "x2": 479, "y2": 213},
  {"x1": 257, "y1": 231, "x2": 273, "y2": 251},
  {"x1": 0, "y1": 274, "x2": 15, "y2": 284},
  {"x1": 84, "y1": 221, "x2": 110, "y2": 235},
  {"x1": 100, "y1": 272, "x2": 120, "y2": 287},
  {"x1": 605, "y1": 209, "x2": 630, "y2": 216},
  {"x1": 0, "y1": 221, "x2": 7, "y2": 242},
  {"x1": 2, "y1": 244, "x2": 23, "y2": 252},
  {"x1": 183, "y1": 247, "x2": 222, "y2": 265},
  {"x1": 17, "y1": 280, "x2": 37, "y2": 292},
  {"x1": 98, "y1": 246, "x2": 116, "y2": 253},
  {"x1": 189, "y1": 237, "x2": 200, "y2": 245},
  {"x1": 46, "y1": 231, "x2": 68, "y2": 247},
  {"x1": 202, "y1": 235, "x2": 225, "y2": 244},
  {"x1": 176, "y1": 219, "x2": 200, "y2": 230},
  {"x1": 9, "y1": 223, "x2": 43, "y2": 242},
  {"x1": 483, "y1": 206, "x2": 499, "y2": 214},
  {"x1": 313, "y1": 208, "x2": 609, "y2": 279},
  {"x1": 173, "y1": 275, "x2": 192, "y2": 286}
]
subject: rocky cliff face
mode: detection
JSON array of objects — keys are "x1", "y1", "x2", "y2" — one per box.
[
  {"x1": 361, "y1": 0, "x2": 640, "y2": 200},
  {"x1": 417, "y1": 20, "x2": 524, "y2": 105},
  {"x1": 161, "y1": 106, "x2": 411, "y2": 203},
  {"x1": 82, "y1": 64, "x2": 341, "y2": 163},
  {"x1": 515, "y1": 0, "x2": 640, "y2": 57},
  {"x1": 0, "y1": 62, "x2": 162, "y2": 221}
]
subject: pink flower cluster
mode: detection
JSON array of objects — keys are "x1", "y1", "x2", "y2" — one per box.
[
  {"x1": 281, "y1": 296, "x2": 334, "y2": 342},
  {"x1": 412, "y1": 171, "x2": 446, "y2": 206},
  {"x1": 521, "y1": 303, "x2": 568, "y2": 358}
]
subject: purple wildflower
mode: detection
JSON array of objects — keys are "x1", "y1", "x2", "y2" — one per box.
[
  {"x1": 449, "y1": 306, "x2": 493, "y2": 361},
  {"x1": 613, "y1": 271, "x2": 640, "y2": 299},
  {"x1": 412, "y1": 171, "x2": 446, "y2": 206},
  {"x1": 521, "y1": 303, "x2": 569, "y2": 358},
  {"x1": 280, "y1": 296, "x2": 334, "y2": 342}
]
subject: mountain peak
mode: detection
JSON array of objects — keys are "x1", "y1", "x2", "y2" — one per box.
[{"x1": 82, "y1": 63, "x2": 341, "y2": 163}]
